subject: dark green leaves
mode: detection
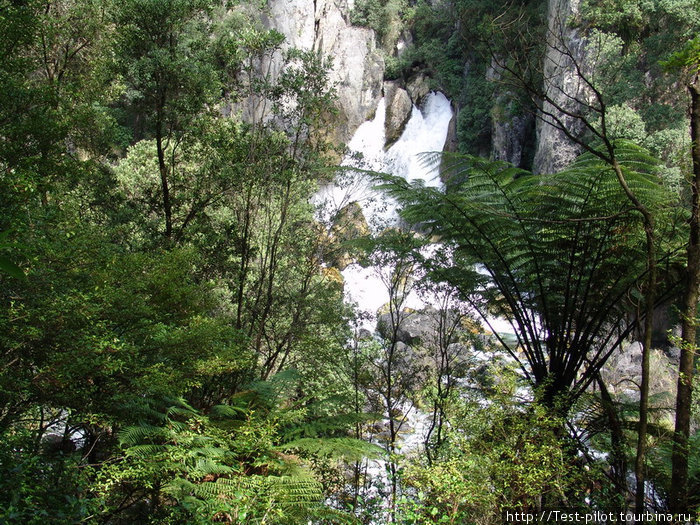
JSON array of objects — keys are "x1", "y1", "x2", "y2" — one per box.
[{"x1": 376, "y1": 143, "x2": 678, "y2": 406}]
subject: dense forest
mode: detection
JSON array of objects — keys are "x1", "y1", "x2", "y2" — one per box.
[{"x1": 1, "y1": 0, "x2": 699, "y2": 523}]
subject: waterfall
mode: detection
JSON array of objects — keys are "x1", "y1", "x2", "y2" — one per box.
[
  {"x1": 315, "y1": 94, "x2": 453, "y2": 514},
  {"x1": 316, "y1": 91, "x2": 453, "y2": 320}
]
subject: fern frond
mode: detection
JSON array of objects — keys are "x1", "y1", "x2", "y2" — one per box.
[
  {"x1": 374, "y1": 146, "x2": 679, "y2": 403},
  {"x1": 119, "y1": 424, "x2": 169, "y2": 446},
  {"x1": 282, "y1": 412, "x2": 380, "y2": 439},
  {"x1": 124, "y1": 444, "x2": 169, "y2": 458},
  {"x1": 209, "y1": 403, "x2": 247, "y2": 420},
  {"x1": 278, "y1": 437, "x2": 385, "y2": 462}
]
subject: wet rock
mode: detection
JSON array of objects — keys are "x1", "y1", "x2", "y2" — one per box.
[
  {"x1": 384, "y1": 81, "x2": 413, "y2": 148},
  {"x1": 406, "y1": 73, "x2": 431, "y2": 107},
  {"x1": 333, "y1": 201, "x2": 369, "y2": 238},
  {"x1": 442, "y1": 110, "x2": 459, "y2": 154},
  {"x1": 437, "y1": 109, "x2": 460, "y2": 182},
  {"x1": 357, "y1": 328, "x2": 373, "y2": 340},
  {"x1": 377, "y1": 308, "x2": 438, "y2": 346},
  {"x1": 396, "y1": 31, "x2": 413, "y2": 58}
]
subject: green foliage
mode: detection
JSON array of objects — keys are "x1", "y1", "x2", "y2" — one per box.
[
  {"x1": 397, "y1": 379, "x2": 604, "y2": 524},
  {"x1": 578, "y1": 0, "x2": 700, "y2": 176},
  {"x1": 639, "y1": 372, "x2": 700, "y2": 513},
  {"x1": 105, "y1": 390, "x2": 375, "y2": 523},
  {"x1": 2, "y1": 0, "x2": 696, "y2": 521},
  {"x1": 664, "y1": 36, "x2": 700, "y2": 72},
  {"x1": 377, "y1": 144, "x2": 681, "y2": 408},
  {"x1": 0, "y1": 231, "x2": 25, "y2": 280},
  {"x1": 350, "y1": 0, "x2": 412, "y2": 52},
  {"x1": 389, "y1": 0, "x2": 544, "y2": 160},
  {"x1": 0, "y1": 427, "x2": 97, "y2": 525},
  {"x1": 111, "y1": 0, "x2": 221, "y2": 127},
  {"x1": 591, "y1": 103, "x2": 690, "y2": 191},
  {"x1": 393, "y1": 1, "x2": 471, "y2": 96},
  {"x1": 0, "y1": 1, "x2": 356, "y2": 522},
  {"x1": 456, "y1": 68, "x2": 495, "y2": 156}
]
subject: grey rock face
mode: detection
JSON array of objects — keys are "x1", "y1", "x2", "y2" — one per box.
[
  {"x1": 491, "y1": 113, "x2": 532, "y2": 167},
  {"x1": 406, "y1": 73, "x2": 431, "y2": 107},
  {"x1": 443, "y1": 111, "x2": 459, "y2": 154},
  {"x1": 483, "y1": 60, "x2": 532, "y2": 167},
  {"x1": 254, "y1": 0, "x2": 385, "y2": 145},
  {"x1": 326, "y1": 24, "x2": 385, "y2": 145},
  {"x1": 601, "y1": 341, "x2": 677, "y2": 412},
  {"x1": 264, "y1": 0, "x2": 316, "y2": 51},
  {"x1": 377, "y1": 308, "x2": 439, "y2": 346},
  {"x1": 384, "y1": 81, "x2": 413, "y2": 148},
  {"x1": 532, "y1": 0, "x2": 588, "y2": 174}
]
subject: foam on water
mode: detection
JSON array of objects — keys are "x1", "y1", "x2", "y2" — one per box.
[{"x1": 315, "y1": 92, "x2": 453, "y2": 319}]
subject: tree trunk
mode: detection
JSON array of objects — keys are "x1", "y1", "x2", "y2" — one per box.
[
  {"x1": 155, "y1": 102, "x2": 172, "y2": 239},
  {"x1": 635, "y1": 224, "x2": 656, "y2": 514},
  {"x1": 596, "y1": 373, "x2": 628, "y2": 509},
  {"x1": 670, "y1": 73, "x2": 700, "y2": 514}
]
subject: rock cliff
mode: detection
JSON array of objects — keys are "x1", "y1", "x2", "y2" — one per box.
[
  {"x1": 532, "y1": 0, "x2": 588, "y2": 174},
  {"x1": 260, "y1": 0, "x2": 385, "y2": 145},
  {"x1": 257, "y1": 0, "x2": 589, "y2": 171}
]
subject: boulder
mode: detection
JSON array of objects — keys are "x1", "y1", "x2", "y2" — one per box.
[
  {"x1": 377, "y1": 308, "x2": 438, "y2": 346},
  {"x1": 601, "y1": 341, "x2": 678, "y2": 413},
  {"x1": 406, "y1": 73, "x2": 431, "y2": 107},
  {"x1": 383, "y1": 81, "x2": 413, "y2": 148}
]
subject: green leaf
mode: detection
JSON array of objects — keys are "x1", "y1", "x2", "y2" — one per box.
[{"x1": 0, "y1": 256, "x2": 25, "y2": 280}]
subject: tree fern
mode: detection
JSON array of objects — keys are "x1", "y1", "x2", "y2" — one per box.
[
  {"x1": 279, "y1": 437, "x2": 385, "y2": 463},
  {"x1": 116, "y1": 391, "x2": 374, "y2": 523},
  {"x1": 375, "y1": 143, "x2": 683, "y2": 410}
]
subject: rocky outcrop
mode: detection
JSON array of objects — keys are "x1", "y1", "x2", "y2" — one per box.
[
  {"x1": 443, "y1": 111, "x2": 458, "y2": 153},
  {"x1": 256, "y1": 0, "x2": 385, "y2": 145},
  {"x1": 263, "y1": 0, "x2": 316, "y2": 50},
  {"x1": 482, "y1": 60, "x2": 533, "y2": 167},
  {"x1": 602, "y1": 342, "x2": 677, "y2": 417},
  {"x1": 383, "y1": 81, "x2": 413, "y2": 148},
  {"x1": 491, "y1": 112, "x2": 532, "y2": 167},
  {"x1": 532, "y1": 0, "x2": 587, "y2": 174},
  {"x1": 378, "y1": 307, "x2": 439, "y2": 346},
  {"x1": 406, "y1": 73, "x2": 430, "y2": 107}
]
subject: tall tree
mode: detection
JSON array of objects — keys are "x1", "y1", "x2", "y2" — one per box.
[
  {"x1": 665, "y1": 39, "x2": 700, "y2": 513},
  {"x1": 112, "y1": 0, "x2": 221, "y2": 239},
  {"x1": 467, "y1": 1, "x2": 695, "y2": 507}
]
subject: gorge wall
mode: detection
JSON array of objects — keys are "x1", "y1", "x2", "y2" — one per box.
[
  {"x1": 258, "y1": 0, "x2": 384, "y2": 146},
  {"x1": 532, "y1": 0, "x2": 587, "y2": 174},
  {"x1": 257, "y1": 0, "x2": 587, "y2": 173}
]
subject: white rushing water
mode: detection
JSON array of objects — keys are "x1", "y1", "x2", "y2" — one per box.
[
  {"x1": 316, "y1": 92, "x2": 452, "y2": 229},
  {"x1": 315, "y1": 91, "x2": 454, "y2": 320}
]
